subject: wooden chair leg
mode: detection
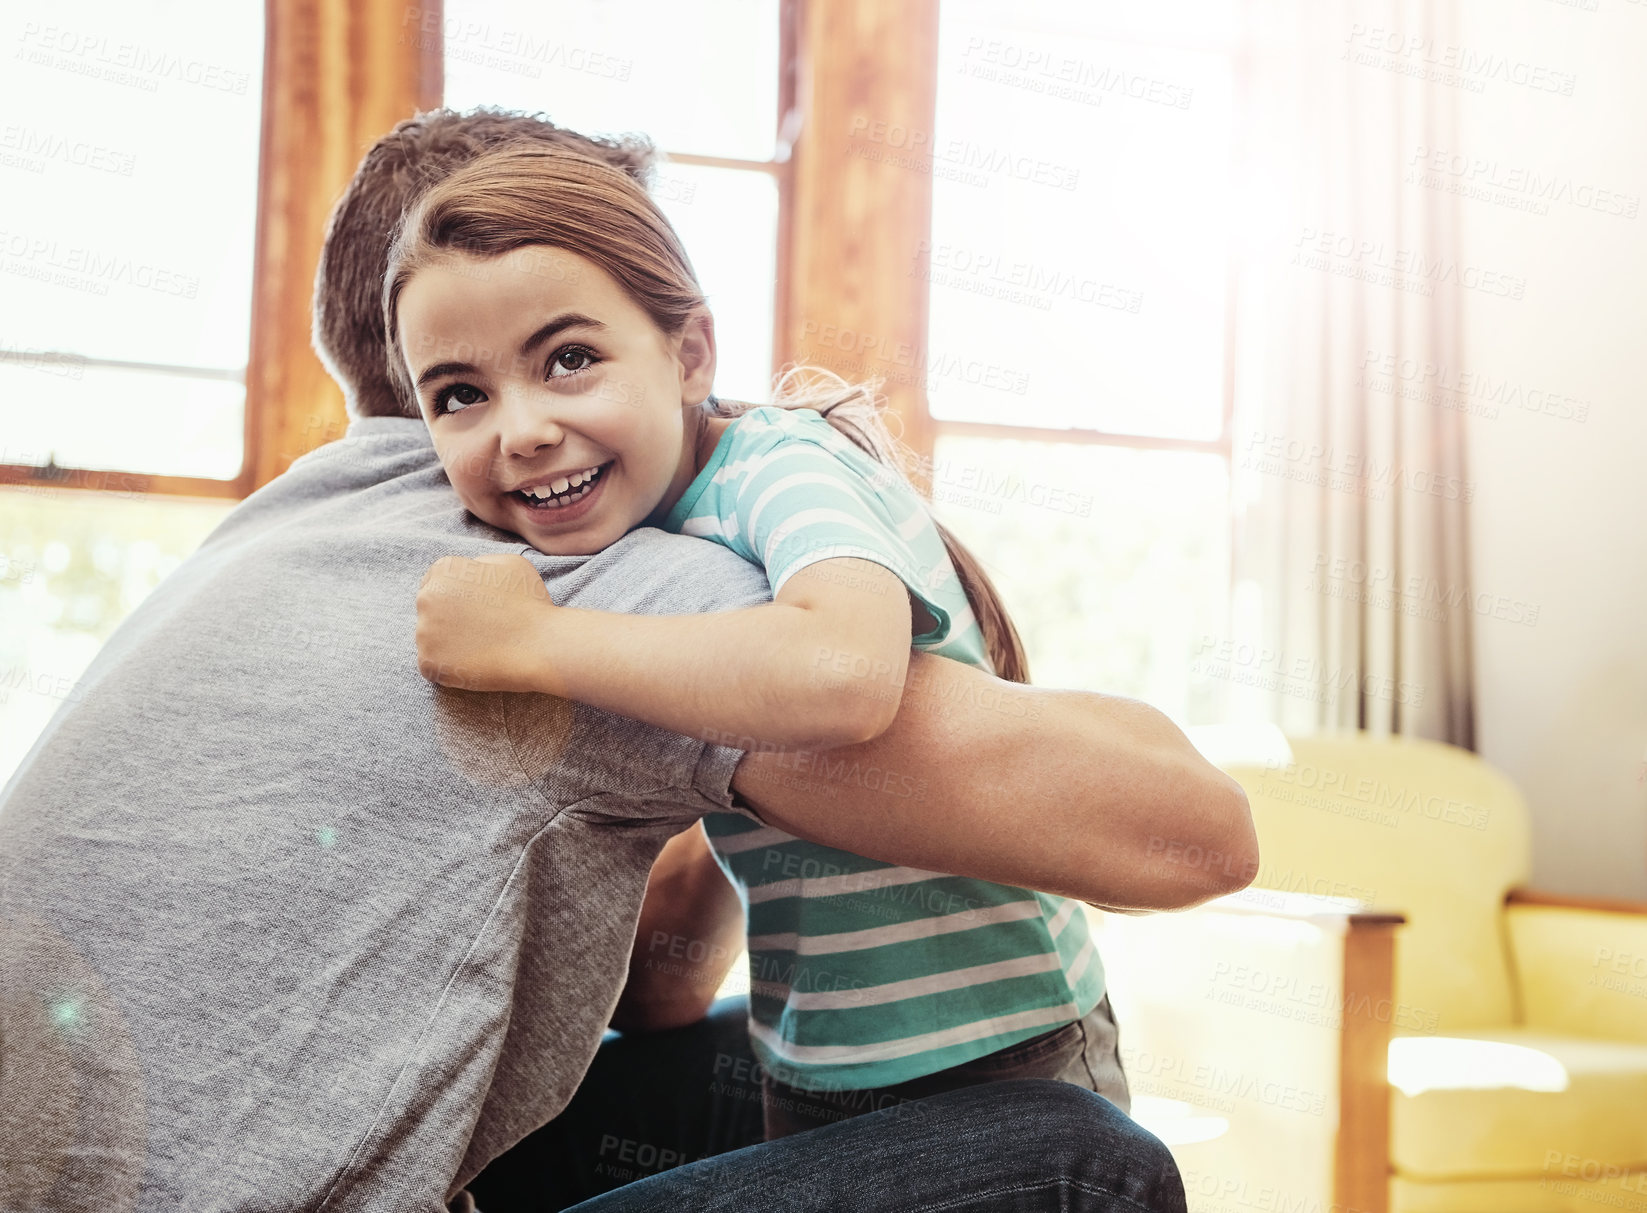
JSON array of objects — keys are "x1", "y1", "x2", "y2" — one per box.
[{"x1": 1335, "y1": 917, "x2": 1400, "y2": 1213}]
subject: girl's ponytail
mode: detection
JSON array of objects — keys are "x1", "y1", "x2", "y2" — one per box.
[{"x1": 714, "y1": 365, "x2": 1031, "y2": 684}]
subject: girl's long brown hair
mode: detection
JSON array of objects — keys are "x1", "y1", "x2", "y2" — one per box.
[{"x1": 385, "y1": 145, "x2": 1030, "y2": 683}]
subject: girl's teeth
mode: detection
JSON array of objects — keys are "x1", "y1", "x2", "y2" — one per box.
[
  {"x1": 541, "y1": 485, "x2": 589, "y2": 508},
  {"x1": 518, "y1": 464, "x2": 606, "y2": 509}
]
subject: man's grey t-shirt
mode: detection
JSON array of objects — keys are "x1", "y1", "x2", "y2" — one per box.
[{"x1": 0, "y1": 417, "x2": 772, "y2": 1211}]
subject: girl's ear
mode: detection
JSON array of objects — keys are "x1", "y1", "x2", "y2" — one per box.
[{"x1": 676, "y1": 309, "x2": 717, "y2": 406}]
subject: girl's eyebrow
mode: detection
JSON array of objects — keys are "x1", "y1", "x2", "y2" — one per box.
[
  {"x1": 520, "y1": 313, "x2": 608, "y2": 359},
  {"x1": 416, "y1": 359, "x2": 475, "y2": 389},
  {"x1": 412, "y1": 313, "x2": 609, "y2": 389}
]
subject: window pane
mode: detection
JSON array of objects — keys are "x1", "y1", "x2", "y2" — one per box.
[
  {"x1": 653, "y1": 163, "x2": 777, "y2": 404},
  {"x1": 0, "y1": 487, "x2": 232, "y2": 784},
  {"x1": 928, "y1": 5, "x2": 1232, "y2": 439},
  {"x1": 0, "y1": 0, "x2": 262, "y2": 475},
  {"x1": 441, "y1": 0, "x2": 779, "y2": 161},
  {"x1": 928, "y1": 436, "x2": 1231, "y2": 727},
  {"x1": 944, "y1": 0, "x2": 1238, "y2": 46},
  {"x1": 0, "y1": 364, "x2": 244, "y2": 480}
]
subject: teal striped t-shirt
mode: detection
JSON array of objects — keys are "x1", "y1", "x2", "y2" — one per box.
[{"x1": 661, "y1": 405, "x2": 1105, "y2": 1089}]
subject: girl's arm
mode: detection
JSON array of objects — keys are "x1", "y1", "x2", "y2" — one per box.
[{"x1": 415, "y1": 552, "x2": 914, "y2": 751}]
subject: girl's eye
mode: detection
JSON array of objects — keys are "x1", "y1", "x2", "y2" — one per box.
[
  {"x1": 548, "y1": 344, "x2": 600, "y2": 380},
  {"x1": 433, "y1": 383, "x2": 487, "y2": 415}
]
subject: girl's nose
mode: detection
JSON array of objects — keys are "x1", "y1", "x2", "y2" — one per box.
[{"x1": 495, "y1": 390, "x2": 565, "y2": 459}]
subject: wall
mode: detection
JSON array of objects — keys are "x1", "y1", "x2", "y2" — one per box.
[{"x1": 1456, "y1": 0, "x2": 1647, "y2": 897}]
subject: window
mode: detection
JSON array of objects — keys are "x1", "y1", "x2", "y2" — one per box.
[
  {"x1": 0, "y1": 0, "x2": 1241, "y2": 794},
  {"x1": 0, "y1": 0, "x2": 259, "y2": 783},
  {"x1": 922, "y1": 0, "x2": 1239, "y2": 724},
  {"x1": 0, "y1": 487, "x2": 230, "y2": 778},
  {"x1": 441, "y1": 0, "x2": 785, "y2": 403},
  {"x1": 0, "y1": 0, "x2": 265, "y2": 486}
]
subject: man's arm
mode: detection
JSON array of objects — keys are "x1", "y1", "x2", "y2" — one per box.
[
  {"x1": 728, "y1": 652, "x2": 1257, "y2": 912},
  {"x1": 609, "y1": 821, "x2": 745, "y2": 1033},
  {"x1": 616, "y1": 654, "x2": 1255, "y2": 1028}
]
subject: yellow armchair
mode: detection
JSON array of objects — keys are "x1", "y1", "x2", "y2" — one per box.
[{"x1": 1096, "y1": 730, "x2": 1647, "y2": 1213}]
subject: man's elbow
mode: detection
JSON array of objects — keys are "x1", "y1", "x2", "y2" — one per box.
[
  {"x1": 1166, "y1": 773, "x2": 1260, "y2": 907},
  {"x1": 1203, "y1": 782, "x2": 1260, "y2": 898}
]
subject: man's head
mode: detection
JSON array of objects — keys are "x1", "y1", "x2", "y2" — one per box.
[{"x1": 313, "y1": 107, "x2": 659, "y2": 419}]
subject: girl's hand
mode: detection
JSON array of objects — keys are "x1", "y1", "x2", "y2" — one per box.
[{"x1": 415, "y1": 553, "x2": 560, "y2": 693}]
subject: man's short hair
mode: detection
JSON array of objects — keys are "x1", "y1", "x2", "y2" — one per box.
[{"x1": 313, "y1": 107, "x2": 659, "y2": 419}]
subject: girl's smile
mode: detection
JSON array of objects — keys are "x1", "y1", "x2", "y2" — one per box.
[
  {"x1": 394, "y1": 245, "x2": 717, "y2": 557},
  {"x1": 507, "y1": 458, "x2": 614, "y2": 528}
]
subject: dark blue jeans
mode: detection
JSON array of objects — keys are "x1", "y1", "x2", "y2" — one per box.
[{"x1": 465, "y1": 998, "x2": 1184, "y2": 1212}]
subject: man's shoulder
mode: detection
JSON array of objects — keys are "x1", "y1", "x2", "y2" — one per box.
[{"x1": 525, "y1": 527, "x2": 772, "y2": 616}]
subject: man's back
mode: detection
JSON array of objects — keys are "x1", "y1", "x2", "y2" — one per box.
[{"x1": 0, "y1": 418, "x2": 770, "y2": 1211}]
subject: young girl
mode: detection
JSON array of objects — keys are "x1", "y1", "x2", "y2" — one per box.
[{"x1": 384, "y1": 144, "x2": 1125, "y2": 1137}]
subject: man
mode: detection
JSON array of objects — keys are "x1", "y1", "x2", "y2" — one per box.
[{"x1": 0, "y1": 109, "x2": 1255, "y2": 1211}]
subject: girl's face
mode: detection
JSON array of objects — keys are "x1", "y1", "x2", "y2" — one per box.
[{"x1": 394, "y1": 246, "x2": 716, "y2": 556}]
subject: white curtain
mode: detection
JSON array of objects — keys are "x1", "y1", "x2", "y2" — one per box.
[{"x1": 1227, "y1": 0, "x2": 1475, "y2": 746}]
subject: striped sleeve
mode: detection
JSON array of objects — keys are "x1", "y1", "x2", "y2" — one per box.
[{"x1": 712, "y1": 413, "x2": 961, "y2": 645}]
